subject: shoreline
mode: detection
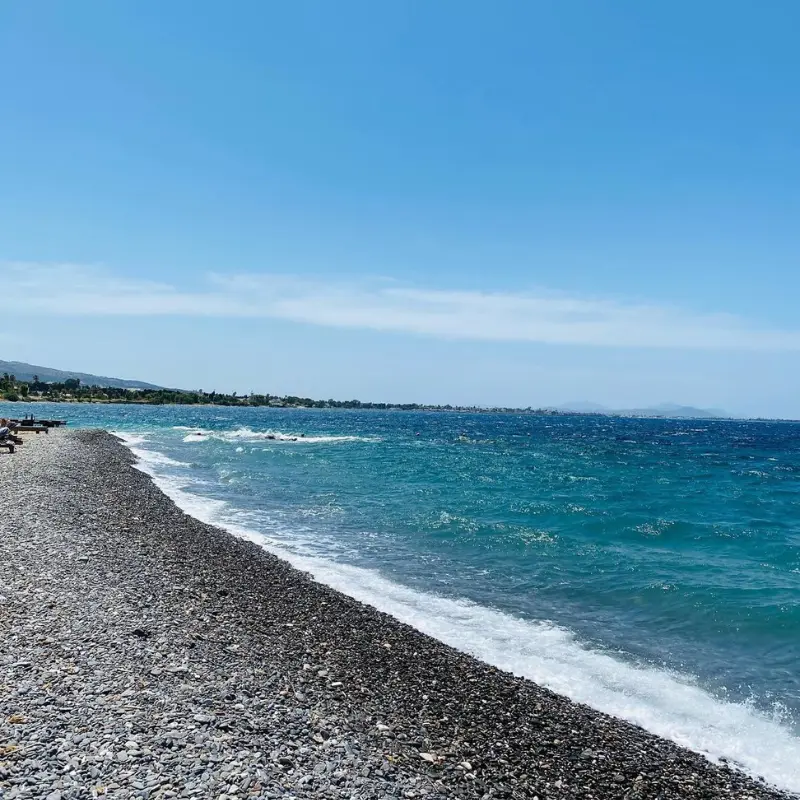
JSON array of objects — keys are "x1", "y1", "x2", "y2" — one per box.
[
  {"x1": 1, "y1": 429, "x2": 794, "y2": 799},
  {"x1": 3, "y1": 399, "x2": 798, "y2": 422}
]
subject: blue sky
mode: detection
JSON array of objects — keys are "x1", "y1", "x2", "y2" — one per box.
[{"x1": 2, "y1": 1, "x2": 800, "y2": 416}]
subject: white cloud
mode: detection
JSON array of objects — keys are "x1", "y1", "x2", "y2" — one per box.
[{"x1": 4, "y1": 260, "x2": 800, "y2": 351}]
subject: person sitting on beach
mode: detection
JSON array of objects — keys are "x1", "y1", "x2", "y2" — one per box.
[{"x1": 0, "y1": 419, "x2": 16, "y2": 453}]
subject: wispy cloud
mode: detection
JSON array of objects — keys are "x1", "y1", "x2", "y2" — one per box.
[{"x1": 4, "y1": 261, "x2": 800, "y2": 351}]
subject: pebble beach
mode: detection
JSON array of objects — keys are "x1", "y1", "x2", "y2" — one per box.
[{"x1": 0, "y1": 429, "x2": 793, "y2": 800}]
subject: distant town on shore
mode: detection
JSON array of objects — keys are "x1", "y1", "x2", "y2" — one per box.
[{"x1": 0, "y1": 362, "x2": 734, "y2": 419}]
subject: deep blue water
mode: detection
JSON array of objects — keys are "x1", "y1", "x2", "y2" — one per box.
[{"x1": 9, "y1": 402, "x2": 800, "y2": 791}]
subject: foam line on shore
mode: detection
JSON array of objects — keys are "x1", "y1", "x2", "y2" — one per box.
[
  {"x1": 119, "y1": 434, "x2": 800, "y2": 795},
  {"x1": 116, "y1": 432, "x2": 192, "y2": 468}
]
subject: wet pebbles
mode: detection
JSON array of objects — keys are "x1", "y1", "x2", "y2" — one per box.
[{"x1": 0, "y1": 430, "x2": 792, "y2": 799}]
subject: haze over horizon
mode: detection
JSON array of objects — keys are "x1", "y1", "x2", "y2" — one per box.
[{"x1": 3, "y1": 2, "x2": 800, "y2": 418}]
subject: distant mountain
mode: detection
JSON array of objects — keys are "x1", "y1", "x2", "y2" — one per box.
[
  {"x1": 558, "y1": 402, "x2": 727, "y2": 419},
  {"x1": 643, "y1": 403, "x2": 728, "y2": 418},
  {"x1": 0, "y1": 360, "x2": 163, "y2": 390}
]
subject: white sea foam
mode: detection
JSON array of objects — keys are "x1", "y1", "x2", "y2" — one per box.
[
  {"x1": 113, "y1": 432, "x2": 191, "y2": 468},
  {"x1": 179, "y1": 426, "x2": 378, "y2": 444},
  {"x1": 125, "y1": 444, "x2": 228, "y2": 521},
  {"x1": 114, "y1": 431, "x2": 150, "y2": 447},
  {"x1": 121, "y1": 438, "x2": 800, "y2": 795}
]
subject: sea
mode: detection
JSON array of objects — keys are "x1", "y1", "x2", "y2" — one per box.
[{"x1": 11, "y1": 403, "x2": 800, "y2": 793}]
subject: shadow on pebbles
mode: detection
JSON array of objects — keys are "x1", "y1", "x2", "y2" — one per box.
[{"x1": 0, "y1": 430, "x2": 791, "y2": 800}]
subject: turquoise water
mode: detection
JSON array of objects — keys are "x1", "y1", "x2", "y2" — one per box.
[{"x1": 11, "y1": 403, "x2": 800, "y2": 791}]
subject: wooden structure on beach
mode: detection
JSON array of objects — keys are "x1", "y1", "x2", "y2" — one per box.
[{"x1": 10, "y1": 415, "x2": 68, "y2": 434}]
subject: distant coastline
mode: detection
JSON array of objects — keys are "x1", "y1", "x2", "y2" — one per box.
[{"x1": 2, "y1": 372, "x2": 788, "y2": 420}]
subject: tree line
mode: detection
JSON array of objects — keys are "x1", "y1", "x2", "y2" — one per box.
[{"x1": 0, "y1": 373, "x2": 549, "y2": 413}]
